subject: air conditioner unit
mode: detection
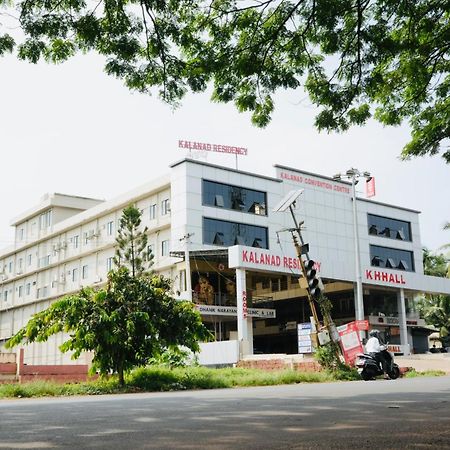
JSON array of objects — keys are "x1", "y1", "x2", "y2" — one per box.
[
  {"x1": 16, "y1": 271, "x2": 23, "y2": 275},
  {"x1": 94, "y1": 275, "x2": 103, "y2": 283},
  {"x1": 60, "y1": 241, "x2": 67, "y2": 249}
]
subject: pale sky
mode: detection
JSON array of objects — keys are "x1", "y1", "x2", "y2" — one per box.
[{"x1": 1, "y1": 53, "x2": 449, "y2": 252}]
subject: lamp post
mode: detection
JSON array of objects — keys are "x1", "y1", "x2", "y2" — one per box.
[{"x1": 333, "y1": 169, "x2": 372, "y2": 329}]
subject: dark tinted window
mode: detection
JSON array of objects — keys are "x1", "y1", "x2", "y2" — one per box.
[
  {"x1": 203, "y1": 218, "x2": 268, "y2": 249},
  {"x1": 370, "y1": 245, "x2": 415, "y2": 272},
  {"x1": 367, "y1": 214, "x2": 412, "y2": 241},
  {"x1": 203, "y1": 180, "x2": 267, "y2": 215}
]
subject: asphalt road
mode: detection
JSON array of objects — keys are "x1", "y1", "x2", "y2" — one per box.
[{"x1": 1, "y1": 376, "x2": 449, "y2": 449}]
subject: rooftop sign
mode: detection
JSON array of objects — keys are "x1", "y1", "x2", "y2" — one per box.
[
  {"x1": 178, "y1": 139, "x2": 248, "y2": 156},
  {"x1": 278, "y1": 169, "x2": 350, "y2": 194}
]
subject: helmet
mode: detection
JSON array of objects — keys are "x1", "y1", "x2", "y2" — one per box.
[{"x1": 369, "y1": 329, "x2": 380, "y2": 338}]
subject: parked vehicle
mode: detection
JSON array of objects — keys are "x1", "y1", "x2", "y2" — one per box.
[{"x1": 355, "y1": 348, "x2": 400, "y2": 381}]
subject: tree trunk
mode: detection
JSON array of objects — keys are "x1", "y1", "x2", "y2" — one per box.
[{"x1": 118, "y1": 361, "x2": 125, "y2": 387}]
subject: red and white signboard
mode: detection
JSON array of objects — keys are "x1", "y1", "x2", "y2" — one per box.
[
  {"x1": 366, "y1": 177, "x2": 376, "y2": 198},
  {"x1": 365, "y1": 269, "x2": 408, "y2": 286},
  {"x1": 242, "y1": 290, "x2": 248, "y2": 319},
  {"x1": 179, "y1": 139, "x2": 248, "y2": 155},
  {"x1": 355, "y1": 320, "x2": 369, "y2": 331},
  {"x1": 229, "y1": 245, "x2": 306, "y2": 275},
  {"x1": 337, "y1": 321, "x2": 364, "y2": 365},
  {"x1": 279, "y1": 170, "x2": 351, "y2": 195}
]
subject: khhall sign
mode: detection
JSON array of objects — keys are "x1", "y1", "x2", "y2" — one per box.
[{"x1": 365, "y1": 269, "x2": 407, "y2": 286}]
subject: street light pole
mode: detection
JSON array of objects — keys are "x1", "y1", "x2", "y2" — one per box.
[
  {"x1": 333, "y1": 168, "x2": 372, "y2": 329},
  {"x1": 350, "y1": 173, "x2": 364, "y2": 324}
]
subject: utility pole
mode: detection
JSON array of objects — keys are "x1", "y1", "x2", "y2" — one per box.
[{"x1": 274, "y1": 190, "x2": 340, "y2": 348}]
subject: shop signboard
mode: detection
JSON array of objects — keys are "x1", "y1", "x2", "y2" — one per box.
[
  {"x1": 228, "y1": 245, "x2": 302, "y2": 275},
  {"x1": 337, "y1": 321, "x2": 364, "y2": 365},
  {"x1": 298, "y1": 322, "x2": 313, "y2": 354},
  {"x1": 196, "y1": 304, "x2": 276, "y2": 318},
  {"x1": 355, "y1": 320, "x2": 369, "y2": 331}
]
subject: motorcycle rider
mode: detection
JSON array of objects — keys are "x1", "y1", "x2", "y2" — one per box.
[{"x1": 365, "y1": 329, "x2": 389, "y2": 378}]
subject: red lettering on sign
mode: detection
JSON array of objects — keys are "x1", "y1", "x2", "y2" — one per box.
[{"x1": 365, "y1": 269, "x2": 407, "y2": 285}]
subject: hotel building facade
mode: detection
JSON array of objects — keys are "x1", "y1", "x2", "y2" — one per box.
[{"x1": 1, "y1": 159, "x2": 449, "y2": 365}]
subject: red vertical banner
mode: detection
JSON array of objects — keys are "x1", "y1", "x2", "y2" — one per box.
[
  {"x1": 366, "y1": 177, "x2": 376, "y2": 198},
  {"x1": 337, "y1": 321, "x2": 364, "y2": 365},
  {"x1": 242, "y1": 290, "x2": 247, "y2": 319}
]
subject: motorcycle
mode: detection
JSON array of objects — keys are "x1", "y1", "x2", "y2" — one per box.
[{"x1": 355, "y1": 347, "x2": 400, "y2": 381}]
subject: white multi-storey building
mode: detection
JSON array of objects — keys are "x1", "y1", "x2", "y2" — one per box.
[{"x1": 1, "y1": 159, "x2": 449, "y2": 364}]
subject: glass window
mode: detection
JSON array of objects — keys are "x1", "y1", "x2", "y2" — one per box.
[
  {"x1": 72, "y1": 268, "x2": 78, "y2": 282},
  {"x1": 107, "y1": 221, "x2": 114, "y2": 236},
  {"x1": 370, "y1": 245, "x2": 415, "y2": 272},
  {"x1": 18, "y1": 285, "x2": 23, "y2": 298},
  {"x1": 367, "y1": 214, "x2": 412, "y2": 242},
  {"x1": 82, "y1": 265, "x2": 88, "y2": 279},
  {"x1": 106, "y1": 257, "x2": 114, "y2": 272},
  {"x1": 161, "y1": 240, "x2": 170, "y2": 256},
  {"x1": 28, "y1": 254, "x2": 32, "y2": 266},
  {"x1": 203, "y1": 218, "x2": 268, "y2": 249},
  {"x1": 149, "y1": 204, "x2": 157, "y2": 220},
  {"x1": 161, "y1": 199, "x2": 171, "y2": 216},
  {"x1": 202, "y1": 180, "x2": 267, "y2": 215},
  {"x1": 73, "y1": 235, "x2": 79, "y2": 249},
  {"x1": 39, "y1": 210, "x2": 52, "y2": 230},
  {"x1": 26, "y1": 283, "x2": 30, "y2": 295}
]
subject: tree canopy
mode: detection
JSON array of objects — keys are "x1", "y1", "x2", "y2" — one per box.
[
  {"x1": 5, "y1": 206, "x2": 211, "y2": 385},
  {"x1": 1, "y1": 0, "x2": 449, "y2": 162}
]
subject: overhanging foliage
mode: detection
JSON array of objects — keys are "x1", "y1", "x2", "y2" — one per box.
[{"x1": 1, "y1": 0, "x2": 449, "y2": 161}]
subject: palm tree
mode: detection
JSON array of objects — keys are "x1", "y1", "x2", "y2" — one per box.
[{"x1": 419, "y1": 244, "x2": 450, "y2": 348}]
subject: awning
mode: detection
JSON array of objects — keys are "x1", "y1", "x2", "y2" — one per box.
[{"x1": 170, "y1": 249, "x2": 229, "y2": 262}]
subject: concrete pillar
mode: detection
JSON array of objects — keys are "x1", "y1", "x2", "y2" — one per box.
[
  {"x1": 397, "y1": 288, "x2": 411, "y2": 355},
  {"x1": 235, "y1": 268, "x2": 252, "y2": 356}
]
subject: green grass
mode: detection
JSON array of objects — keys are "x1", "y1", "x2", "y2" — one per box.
[
  {"x1": 403, "y1": 369, "x2": 447, "y2": 378},
  {"x1": 0, "y1": 365, "x2": 360, "y2": 399}
]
